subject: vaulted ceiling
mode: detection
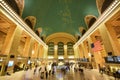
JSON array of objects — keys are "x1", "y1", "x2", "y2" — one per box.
[{"x1": 22, "y1": 0, "x2": 99, "y2": 37}]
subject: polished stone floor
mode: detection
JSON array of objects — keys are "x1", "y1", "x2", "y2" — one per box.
[
  {"x1": 0, "y1": 69, "x2": 115, "y2": 80},
  {"x1": 41, "y1": 69, "x2": 115, "y2": 80},
  {"x1": 47, "y1": 70, "x2": 83, "y2": 80}
]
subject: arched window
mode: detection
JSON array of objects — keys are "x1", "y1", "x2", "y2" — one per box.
[
  {"x1": 25, "y1": 19, "x2": 33, "y2": 29},
  {"x1": 88, "y1": 18, "x2": 96, "y2": 28},
  {"x1": 67, "y1": 42, "x2": 74, "y2": 55},
  {"x1": 48, "y1": 42, "x2": 54, "y2": 55},
  {"x1": 96, "y1": 0, "x2": 114, "y2": 14},
  {"x1": 5, "y1": 0, "x2": 20, "y2": 15},
  {"x1": 57, "y1": 42, "x2": 64, "y2": 55},
  {"x1": 101, "y1": 0, "x2": 114, "y2": 13}
]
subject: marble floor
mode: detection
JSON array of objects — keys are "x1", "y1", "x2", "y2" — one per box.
[
  {"x1": 47, "y1": 69, "x2": 115, "y2": 80},
  {"x1": 47, "y1": 70, "x2": 82, "y2": 80},
  {"x1": 0, "y1": 69, "x2": 116, "y2": 80}
]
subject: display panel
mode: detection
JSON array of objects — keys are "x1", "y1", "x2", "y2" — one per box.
[
  {"x1": 107, "y1": 56, "x2": 114, "y2": 62},
  {"x1": 79, "y1": 58, "x2": 89, "y2": 62},
  {"x1": 117, "y1": 56, "x2": 120, "y2": 62},
  {"x1": 82, "y1": 58, "x2": 89, "y2": 62},
  {"x1": 113, "y1": 56, "x2": 118, "y2": 63},
  {"x1": 8, "y1": 61, "x2": 14, "y2": 67},
  {"x1": 104, "y1": 56, "x2": 114, "y2": 63},
  {"x1": 112, "y1": 56, "x2": 120, "y2": 63},
  {"x1": 105, "y1": 56, "x2": 120, "y2": 63}
]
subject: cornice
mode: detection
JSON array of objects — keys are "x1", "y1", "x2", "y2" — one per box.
[
  {"x1": 74, "y1": 0, "x2": 120, "y2": 48},
  {"x1": 0, "y1": 0, "x2": 47, "y2": 48}
]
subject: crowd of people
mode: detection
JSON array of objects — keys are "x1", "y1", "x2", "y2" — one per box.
[
  {"x1": 24, "y1": 62, "x2": 56, "y2": 80},
  {"x1": 23, "y1": 62, "x2": 86, "y2": 80}
]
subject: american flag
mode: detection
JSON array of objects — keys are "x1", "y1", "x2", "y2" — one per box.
[{"x1": 91, "y1": 41, "x2": 103, "y2": 52}]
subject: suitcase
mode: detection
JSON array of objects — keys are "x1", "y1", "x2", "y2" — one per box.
[{"x1": 40, "y1": 72, "x2": 44, "y2": 79}]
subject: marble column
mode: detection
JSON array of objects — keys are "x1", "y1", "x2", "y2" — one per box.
[
  {"x1": 81, "y1": 43, "x2": 87, "y2": 58},
  {"x1": 83, "y1": 41, "x2": 89, "y2": 58},
  {"x1": 64, "y1": 45, "x2": 67, "y2": 59},
  {"x1": 38, "y1": 45, "x2": 43, "y2": 58},
  {"x1": 99, "y1": 24, "x2": 114, "y2": 56},
  {"x1": 32, "y1": 41, "x2": 39, "y2": 58},
  {"x1": 105, "y1": 23, "x2": 120, "y2": 56},
  {"x1": 1, "y1": 25, "x2": 23, "y2": 75},
  {"x1": 22, "y1": 36, "x2": 31, "y2": 57},
  {"x1": 74, "y1": 46, "x2": 80, "y2": 59},
  {"x1": 28, "y1": 38, "x2": 34, "y2": 58},
  {"x1": 78, "y1": 45, "x2": 84, "y2": 58},
  {"x1": 54, "y1": 45, "x2": 58, "y2": 60},
  {"x1": 1, "y1": 25, "x2": 16, "y2": 55}
]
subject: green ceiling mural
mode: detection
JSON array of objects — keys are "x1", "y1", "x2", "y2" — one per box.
[{"x1": 22, "y1": 0, "x2": 99, "y2": 37}]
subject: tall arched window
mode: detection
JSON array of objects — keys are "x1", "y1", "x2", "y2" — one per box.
[
  {"x1": 48, "y1": 42, "x2": 54, "y2": 55},
  {"x1": 58, "y1": 42, "x2": 64, "y2": 55},
  {"x1": 67, "y1": 42, "x2": 74, "y2": 55}
]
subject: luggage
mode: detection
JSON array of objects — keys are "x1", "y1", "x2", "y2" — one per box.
[{"x1": 40, "y1": 72, "x2": 44, "y2": 79}]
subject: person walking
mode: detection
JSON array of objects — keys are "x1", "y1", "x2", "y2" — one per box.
[
  {"x1": 45, "y1": 66, "x2": 48, "y2": 79},
  {"x1": 33, "y1": 65, "x2": 40, "y2": 80},
  {"x1": 40, "y1": 64, "x2": 45, "y2": 79},
  {"x1": 24, "y1": 66, "x2": 33, "y2": 80},
  {"x1": 47, "y1": 63, "x2": 52, "y2": 75},
  {"x1": 79, "y1": 67, "x2": 85, "y2": 80}
]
